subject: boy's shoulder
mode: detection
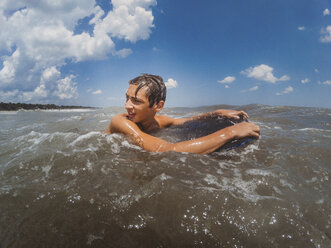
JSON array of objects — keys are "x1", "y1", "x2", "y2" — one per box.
[
  {"x1": 107, "y1": 113, "x2": 132, "y2": 134},
  {"x1": 156, "y1": 114, "x2": 188, "y2": 127},
  {"x1": 155, "y1": 115, "x2": 176, "y2": 128}
]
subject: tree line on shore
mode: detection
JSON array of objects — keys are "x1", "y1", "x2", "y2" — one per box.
[{"x1": 0, "y1": 102, "x2": 94, "y2": 111}]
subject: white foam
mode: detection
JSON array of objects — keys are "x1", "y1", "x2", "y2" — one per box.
[
  {"x1": 121, "y1": 140, "x2": 141, "y2": 150},
  {"x1": 67, "y1": 193, "x2": 81, "y2": 203},
  {"x1": 0, "y1": 111, "x2": 18, "y2": 114},
  {"x1": 111, "y1": 143, "x2": 120, "y2": 154},
  {"x1": 63, "y1": 169, "x2": 78, "y2": 176},
  {"x1": 245, "y1": 168, "x2": 276, "y2": 177},
  {"x1": 48, "y1": 132, "x2": 78, "y2": 143},
  {"x1": 86, "y1": 160, "x2": 93, "y2": 172},
  {"x1": 69, "y1": 131, "x2": 101, "y2": 146},
  {"x1": 305, "y1": 177, "x2": 318, "y2": 183},
  {"x1": 280, "y1": 179, "x2": 296, "y2": 191},
  {"x1": 201, "y1": 168, "x2": 282, "y2": 202},
  {"x1": 13, "y1": 131, "x2": 48, "y2": 143},
  {"x1": 204, "y1": 174, "x2": 222, "y2": 188},
  {"x1": 41, "y1": 109, "x2": 96, "y2": 113},
  {"x1": 296, "y1": 128, "x2": 330, "y2": 133},
  {"x1": 42, "y1": 164, "x2": 52, "y2": 177},
  {"x1": 180, "y1": 157, "x2": 187, "y2": 163},
  {"x1": 16, "y1": 123, "x2": 44, "y2": 131},
  {"x1": 199, "y1": 159, "x2": 209, "y2": 165},
  {"x1": 57, "y1": 115, "x2": 83, "y2": 122},
  {"x1": 87, "y1": 234, "x2": 103, "y2": 245},
  {"x1": 159, "y1": 173, "x2": 172, "y2": 181}
]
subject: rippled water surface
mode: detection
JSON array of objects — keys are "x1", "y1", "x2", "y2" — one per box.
[{"x1": 0, "y1": 105, "x2": 330, "y2": 247}]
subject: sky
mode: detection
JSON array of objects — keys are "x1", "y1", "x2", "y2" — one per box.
[{"x1": 0, "y1": 0, "x2": 330, "y2": 108}]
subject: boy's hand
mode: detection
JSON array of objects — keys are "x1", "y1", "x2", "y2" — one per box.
[
  {"x1": 230, "y1": 122, "x2": 260, "y2": 139},
  {"x1": 214, "y1": 109, "x2": 249, "y2": 120}
]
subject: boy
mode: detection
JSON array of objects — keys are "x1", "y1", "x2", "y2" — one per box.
[{"x1": 106, "y1": 74, "x2": 260, "y2": 154}]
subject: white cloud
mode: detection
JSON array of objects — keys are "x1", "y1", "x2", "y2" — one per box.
[
  {"x1": 41, "y1": 66, "x2": 61, "y2": 83},
  {"x1": 0, "y1": 49, "x2": 20, "y2": 86},
  {"x1": 320, "y1": 26, "x2": 331, "y2": 43},
  {"x1": 297, "y1": 26, "x2": 306, "y2": 31},
  {"x1": 225, "y1": 85, "x2": 230, "y2": 89},
  {"x1": 249, "y1": 86, "x2": 259, "y2": 91},
  {"x1": 279, "y1": 75, "x2": 290, "y2": 81},
  {"x1": 114, "y1": 48, "x2": 133, "y2": 58},
  {"x1": 165, "y1": 78, "x2": 178, "y2": 89},
  {"x1": 22, "y1": 83, "x2": 48, "y2": 101},
  {"x1": 276, "y1": 86, "x2": 294, "y2": 95},
  {"x1": 320, "y1": 80, "x2": 331, "y2": 85},
  {"x1": 22, "y1": 66, "x2": 61, "y2": 101},
  {"x1": 301, "y1": 78, "x2": 310, "y2": 84},
  {"x1": 0, "y1": 89, "x2": 19, "y2": 102},
  {"x1": 241, "y1": 64, "x2": 290, "y2": 83},
  {"x1": 241, "y1": 85, "x2": 259, "y2": 93},
  {"x1": 92, "y1": 89, "x2": 102, "y2": 95},
  {"x1": 314, "y1": 69, "x2": 319, "y2": 73},
  {"x1": 97, "y1": 0, "x2": 156, "y2": 43},
  {"x1": 218, "y1": 76, "x2": 236, "y2": 84},
  {"x1": 0, "y1": 0, "x2": 156, "y2": 102},
  {"x1": 54, "y1": 75, "x2": 78, "y2": 99},
  {"x1": 323, "y1": 8, "x2": 330, "y2": 16}
]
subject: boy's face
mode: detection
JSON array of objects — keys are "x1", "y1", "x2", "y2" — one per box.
[{"x1": 125, "y1": 84, "x2": 157, "y2": 123}]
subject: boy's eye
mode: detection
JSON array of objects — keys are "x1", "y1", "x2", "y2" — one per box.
[
  {"x1": 132, "y1": 98, "x2": 140, "y2": 103},
  {"x1": 125, "y1": 95, "x2": 143, "y2": 104}
]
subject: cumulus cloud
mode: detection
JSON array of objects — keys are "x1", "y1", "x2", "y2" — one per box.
[
  {"x1": 320, "y1": 26, "x2": 331, "y2": 43},
  {"x1": 218, "y1": 76, "x2": 236, "y2": 84},
  {"x1": 323, "y1": 8, "x2": 330, "y2": 16},
  {"x1": 241, "y1": 64, "x2": 290, "y2": 83},
  {"x1": 165, "y1": 78, "x2": 178, "y2": 89},
  {"x1": 320, "y1": 80, "x2": 331, "y2": 85},
  {"x1": 297, "y1": 26, "x2": 306, "y2": 31},
  {"x1": 301, "y1": 78, "x2": 310, "y2": 84},
  {"x1": 0, "y1": 0, "x2": 156, "y2": 102},
  {"x1": 248, "y1": 86, "x2": 259, "y2": 91},
  {"x1": 54, "y1": 75, "x2": 78, "y2": 99},
  {"x1": 276, "y1": 86, "x2": 294, "y2": 95},
  {"x1": 92, "y1": 89, "x2": 102, "y2": 95},
  {"x1": 100, "y1": 0, "x2": 156, "y2": 43},
  {"x1": 241, "y1": 86, "x2": 259, "y2": 93},
  {"x1": 22, "y1": 83, "x2": 48, "y2": 101},
  {"x1": 0, "y1": 89, "x2": 19, "y2": 102}
]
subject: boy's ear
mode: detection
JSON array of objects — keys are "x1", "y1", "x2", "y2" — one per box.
[{"x1": 154, "y1": 100, "x2": 164, "y2": 112}]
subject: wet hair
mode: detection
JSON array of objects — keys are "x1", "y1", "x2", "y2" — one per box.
[{"x1": 129, "y1": 74, "x2": 167, "y2": 107}]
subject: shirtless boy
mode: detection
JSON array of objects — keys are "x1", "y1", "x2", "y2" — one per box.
[{"x1": 106, "y1": 74, "x2": 260, "y2": 154}]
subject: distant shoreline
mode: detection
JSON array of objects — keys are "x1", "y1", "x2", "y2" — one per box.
[{"x1": 0, "y1": 102, "x2": 96, "y2": 111}]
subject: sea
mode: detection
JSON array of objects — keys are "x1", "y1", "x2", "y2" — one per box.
[{"x1": 0, "y1": 104, "x2": 330, "y2": 247}]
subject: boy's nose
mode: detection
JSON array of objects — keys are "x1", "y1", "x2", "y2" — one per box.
[{"x1": 125, "y1": 99, "x2": 133, "y2": 110}]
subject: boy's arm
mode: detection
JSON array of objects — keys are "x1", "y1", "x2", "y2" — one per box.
[
  {"x1": 164, "y1": 109, "x2": 249, "y2": 126},
  {"x1": 108, "y1": 114, "x2": 260, "y2": 154}
]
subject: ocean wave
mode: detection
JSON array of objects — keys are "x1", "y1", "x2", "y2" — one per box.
[
  {"x1": 295, "y1": 127, "x2": 331, "y2": 132},
  {"x1": 0, "y1": 105, "x2": 330, "y2": 247},
  {"x1": 0, "y1": 111, "x2": 18, "y2": 115}
]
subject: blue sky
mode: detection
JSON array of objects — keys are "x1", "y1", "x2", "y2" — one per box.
[{"x1": 0, "y1": 0, "x2": 330, "y2": 108}]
